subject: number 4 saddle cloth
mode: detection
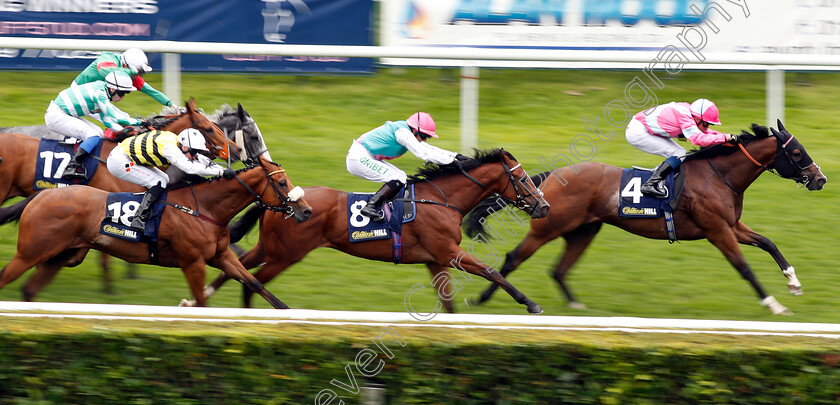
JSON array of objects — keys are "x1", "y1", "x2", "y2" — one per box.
[
  {"x1": 618, "y1": 167, "x2": 685, "y2": 219},
  {"x1": 34, "y1": 138, "x2": 103, "y2": 190},
  {"x1": 99, "y1": 192, "x2": 168, "y2": 242}
]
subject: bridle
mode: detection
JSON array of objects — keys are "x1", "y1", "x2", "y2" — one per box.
[
  {"x1": 707, "y1": 133, "x2": 818, "y2": 194},
  {"x1": 188, "y1": 111, "x2": 230, "y2": 160},
  {"x1": 230, "y1": 163, "x2": 299, "y2": 217}
]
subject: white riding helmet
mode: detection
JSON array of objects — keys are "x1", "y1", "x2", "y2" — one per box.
[
  {"x1": 121, "y1": 48, "x2": 152, "y2": 73},
  {"x1": 104, "y1": 71, "x2": 137, "y2": 92},
  {"x1": 177, "y1": 128, "x2": 209, "y2": 152}
]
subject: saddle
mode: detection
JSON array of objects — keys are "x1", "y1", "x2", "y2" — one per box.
[
  {"x1": 34, "y1": 138, "x2": 103, "y2": 190},
  {"x1": 347, "y1": 185, "x2": 418, "y2": 263},
  {"x1": 618, "y1": 167, "x2": 685, "y2": 242},
  {"x1": 99, "y1": 192, "x2": 167, "y2": 243}
]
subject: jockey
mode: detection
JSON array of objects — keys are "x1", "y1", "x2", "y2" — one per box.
[
  {"x1": 46, "y1": 70, "x2": 143, "y2": 180},
  {"x1": 346, "y1": 112, "x2": 467, "y2": 221},
  {"x1": 74, "y1": 48, "x2": 176, "y2": 108},
  {"x1": 625, "y1": 98, "x2": 736, "y2": 197},
  {"x1": 106, "y1": 127, "x2": 234, "y2": 231}
]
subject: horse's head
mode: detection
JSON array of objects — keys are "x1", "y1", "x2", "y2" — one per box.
[
  {"x1": 178, "y1": 98, "x2": 244, "y2": 161},
  {"x1": 770, "y1": 120, "x2": 827, "y2": 190},
  {"x1": 211, "y1": 103, "x2": 272, "y2": 162},
  {"x1": 495, "y1": 149, "x2": 550, "y2": 219},
  {"x1": 251, "y1": 156, "x2": 312, "y2": 223}
]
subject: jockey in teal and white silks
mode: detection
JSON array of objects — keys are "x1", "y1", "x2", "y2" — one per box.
[
  {"x1": 45, "y1": 70, "x2": 142, "y2": 180},
  {"x1": 73, "y1": 48, "x2": 175, "y2": 108},
  {"x1": 346, "y1": 112, "x2": 467, "y2": 221}
]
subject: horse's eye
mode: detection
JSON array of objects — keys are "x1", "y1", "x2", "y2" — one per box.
[
  {"x1": 279, "y1": 180, "x2": 288, "y2": 188},
  {"x1": 792, "y1": 150, "x2": 803, "y2": 162}
]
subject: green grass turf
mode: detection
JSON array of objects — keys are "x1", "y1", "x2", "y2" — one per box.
[{"x1": 0, "y1": 68, "x2": 837, "y2": 322}]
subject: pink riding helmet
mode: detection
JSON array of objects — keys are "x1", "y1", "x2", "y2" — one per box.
[
  {"x1": 406, "y1": 112, "x2": 438, "y2": 138},
  {"x1": 689, "y1": 99, "x2": 722, "y2": 125}
]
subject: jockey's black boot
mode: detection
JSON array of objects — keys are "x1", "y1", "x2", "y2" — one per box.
[
  {"x1": 360, "y1": 180, "x2": 403, "y2": 221},
  {"x1": 61, "y1": 148, "x2": 89, "y2": 180},
  {"x1": 641, "y1": 160, "x2": 673, "y2": 198},
  {"x1": 131, "y1": 184, "x2": 165, "y2": 232}
]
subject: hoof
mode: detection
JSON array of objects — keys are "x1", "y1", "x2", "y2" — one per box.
[
  {"x1": 464, "y1": 297, "x2": 474, "y2": 307},
  {"x1": 528, "y1": 304, "x2": 543, "y2": 314},
  {"x1": 567, "y1": 301, "x2": 588, "y2": 310},
  {"x1": 179, "y1": 298, "x2": 196, "y2": 307},
  {"x1": 788, "y1": 284, "x2": 803, "y2": 296}
]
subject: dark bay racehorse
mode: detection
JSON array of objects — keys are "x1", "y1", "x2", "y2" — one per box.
[
  {"x1": 0, "y1": 99, "x2": 245, "y2": 299},
  {"x1": 464, "y1": 122, "x2": 826, "y2": 315},
  {"x1": 0, "y1": 157, "x2": 312, "y2": 307},
  {"x1": 203, "y1": 149, "x2": 551, "y2": 314}
]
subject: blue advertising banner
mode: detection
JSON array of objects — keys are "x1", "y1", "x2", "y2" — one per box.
[{"x1": 0, "y1": 0, "x2": 373, "y2": 73}]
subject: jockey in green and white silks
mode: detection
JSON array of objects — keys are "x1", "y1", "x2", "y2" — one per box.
[
  {"x1": 346, "y1": 112, "x2": 466, "y2": 221},
  {"x1": 73, "y1": 48, "x2": 174, "y2": 108},
  {"x1": 45, "y1": 70, "x2": 142, "y2": 180}
]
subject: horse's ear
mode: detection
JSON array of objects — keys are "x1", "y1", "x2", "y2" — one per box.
[
  {"x1": 777, "y1": 119, "x2": 787, "y2": 133},
  {"x1": 187, "y1": 98, "x2": 197, "y2": 110},
  {"x1": 770, "y1": 127, "x2": 782, "y2": 138},
  {"x1": 237, "y1": 103, "x2": 248, "y2": 120}
]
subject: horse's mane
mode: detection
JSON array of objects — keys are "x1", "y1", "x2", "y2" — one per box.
[
  {"x1": 207, "y1": 104, "x2": 239, "y2": 122},
  {"x1": 407, "y1": 148, "x2": 515, "y2": 184},
  {"x1": 683, "y1": 123, "x2": 771, "y2": 162}
]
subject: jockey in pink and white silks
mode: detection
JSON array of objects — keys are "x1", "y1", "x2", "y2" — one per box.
[
  {"x1": 625, "y1": 98, "x2": 736, "y2": 197},
  {"x1": 346, "y1": 112, "x2": 468, "y2": 221}
]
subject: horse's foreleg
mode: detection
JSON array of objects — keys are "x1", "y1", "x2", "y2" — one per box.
[
  {"x1": 210, "y1": 249, "x2": 288, "y2": 309},
  {"x1": 447, "y1": 247, "x2": 542, "y2": 314},
  {"x1": 734, "y1": 221, "x2": 802, "y2": 296},
  {"x1": 100, "y1": 252, "x2": 114, "y2": 295},
  {"x1": 426, "y1": 263, "x2": 455, "y2": 313},
  {"x1": 474, "y1": 230, "x2": 550, "y2": 306},
  {"x1": 206, "y1": 241, "x2": 266, "y2": 301},
  {"x1": 705, "y1": 225, "x2": 791, "y2": 315}
]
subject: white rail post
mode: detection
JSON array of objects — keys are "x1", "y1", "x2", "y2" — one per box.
[
  {"x1": 460, "y1": 64, "x2": 479, "y2": 152},
  {"x1": 162, "y1": 53, "x2": 182, "y2": 106},
  {"x1": 766, "y1": 68, "x2": 785, "y2": 128}
]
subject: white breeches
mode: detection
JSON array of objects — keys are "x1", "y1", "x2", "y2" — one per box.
[
  {"x1": 107, "y1": 147, "x2": 169, "y2": 189},
  {"x1": 345, "y1": 141, "x2": 407, "y2": 183},
  {"x1": 45, "y1": 102, "x2": 103, "y2": 141},
  {"x1": 625, "y1": 119, "x2": 686, "y2": 158}
]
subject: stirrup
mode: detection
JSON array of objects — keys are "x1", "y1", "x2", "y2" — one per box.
[
  {"x1": 130, "y1": 218, "x2": 146, "y2": 232},
  {"x1": 641, "y1": 183, "x2": 669, "y2": 199},
  {"x1": 361, "y1": 206, "x2": 384, "y2": 221},
  {"x1": 61, "y1": 166, "x2": 87, "y2": 180}
]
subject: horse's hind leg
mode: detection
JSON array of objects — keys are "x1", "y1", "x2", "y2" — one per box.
[
  {"x1": 21, "y1": 263, "x2": 64, "y2": 301},
  {"x1": 100, "y1": 251, "x2": 114, "y2": 294},
  {"x1": 0, "y1": 256, "x2": 39, "y2": 292},
  {"x1": 734, "y1": 221, "x2": 802, "y2": 296},
  {"x1": 206, "y1": 241, "x2": 265, "y2": 302},
  {"x1": 551, "y1": 222, "x2": 602, "y2": 309}
]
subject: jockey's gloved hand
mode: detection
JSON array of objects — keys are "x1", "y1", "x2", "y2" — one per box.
[
  {"x1": 115, "y1": 127, "x2": 134, "y2": 141},
  {"x1": 726, "y1": 133, "x2": 738, "y2": 142},
  {"x1": 222, "y1": 167, "x2": 236, "y2": 179},
  {"x1": 455, "y1": 153, "x2": 470, "y2": 161}
]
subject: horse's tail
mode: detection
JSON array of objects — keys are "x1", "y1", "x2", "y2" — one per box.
[
  {"x1": 229, "y1": 204, "x2": 266, "y2": 244},
  {"x1": 0, "y1": 194, "x2": 38, "y2": 226},
  {"x1": 463, "y1": 171, "x2": 550, "y2": 238}
]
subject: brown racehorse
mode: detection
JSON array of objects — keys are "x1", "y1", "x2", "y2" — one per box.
[
  {"x1": 204, "y1": 149, "x2": 551, "y2": 314},
  {"x1": 0, "y1": 98, "x2": 244, "y2": 300},
  {"x1": 463, "y1": 122, "x2": 827, "y2": 315},
  {"x1": 0, "y1": 157, "x2": 312, "y2": 307}
]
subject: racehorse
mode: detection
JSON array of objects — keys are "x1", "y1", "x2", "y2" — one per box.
[
  {"x1": 463, "y1": 122, "x2": 826, "y2": 315},
  {"x1": 0, "y1": 99, "x2": 245, "y2": 299},
  {"x1": 0, "y1": 156, "x2": 312, "y2": 308},
  {"x1": 203, "y1": 149, "x2": 551, "y2": 314}
]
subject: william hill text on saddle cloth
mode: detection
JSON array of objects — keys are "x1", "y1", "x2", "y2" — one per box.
[{"x1": 533, "y1": 0, "x2": 751, "y2": 186}]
